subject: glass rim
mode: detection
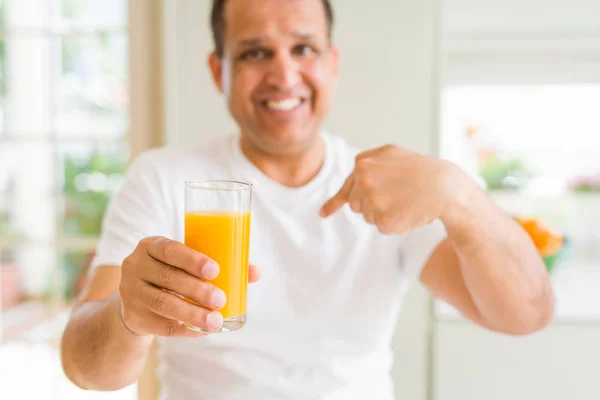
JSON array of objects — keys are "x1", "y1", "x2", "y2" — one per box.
[{"x1": 185, "y1": 179, "x2": 253, "y2": 191}]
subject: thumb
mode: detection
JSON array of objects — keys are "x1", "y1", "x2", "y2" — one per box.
[{"x1": 320, "y1": 173, "x2": 355, "y2": 218}]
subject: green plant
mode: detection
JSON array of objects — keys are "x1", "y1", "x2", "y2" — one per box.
[
  {"x1": 479, "y1": 155, "x2": 532, "y2": 190},
  {"x1": 62, "y1": 251, "x2": 92, "y2": 300},
  {"x1": 63, "y1": 149, "x2": 127, "y2": 236},
  {"x1": 0, "y1": 179, "x2": 25, "y2": 241},
  {"x1": 61, "y1": 149, "x2": 127, "y2": 297}
]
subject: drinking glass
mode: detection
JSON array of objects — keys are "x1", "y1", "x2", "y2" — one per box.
[{"x1": 184, "y1": 180, "x2": 252, "y2": 333}]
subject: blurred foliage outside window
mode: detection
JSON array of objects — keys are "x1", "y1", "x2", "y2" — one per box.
[{"x1": 0, "y1": 0, "x2": 129, "y2": 312}]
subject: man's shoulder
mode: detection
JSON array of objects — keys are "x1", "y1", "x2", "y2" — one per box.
[
  {"x1": 131, "y1": 135, "x2": 233, "y2": 170},
  {"x1": 325, "y1": 132, "x2": 361, "y2": 153},
  {"x1": 324, "y1": 132, "x2": 362, "y2": 171}
]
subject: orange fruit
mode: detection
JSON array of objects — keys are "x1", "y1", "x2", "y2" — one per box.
[{"x1": 515, "y1": 217, "x2": 564, "y2": 255}]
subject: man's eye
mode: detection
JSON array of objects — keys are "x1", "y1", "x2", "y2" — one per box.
[
  {"x1": 293, "y1": 45, "x2": 316, "y2": 57},
  {"x1": 241, "y1": 49, "x2": 268, "y2": 61}
]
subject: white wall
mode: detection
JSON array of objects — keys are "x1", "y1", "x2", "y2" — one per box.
[
  {"x1": 161, "y1": 1, "x2": 442, "y2": 399},
  {"x1": 161, "y1": 0, "x2": 236, "y2": 147},
  {"x1": 434, "y1": 322, "x2": 600, "y2": 400},
  {"x1": 442, "y1": 0, "x2": 600, "y2": 85},
  {"x1": 326, "y1": 0, "x2": 441, "y2": 152}
]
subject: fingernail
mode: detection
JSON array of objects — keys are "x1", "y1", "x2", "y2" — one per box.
[
  {"x1": 207, "y1": 312, "x2": 223, "y2": 329},
  {"x1": 319, "y1": 208, "x2": 326, "y2": 217},
  {"x1": 211, "y1": 289, "x2": 227, "y2": 309},
  {"x1": 203, "y1": 262, "x2": 219, "y2": 279}
]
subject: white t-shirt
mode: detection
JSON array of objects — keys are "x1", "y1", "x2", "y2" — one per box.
[{"x1": 90, "y1": 132, "x2": 447, "y2": 400}]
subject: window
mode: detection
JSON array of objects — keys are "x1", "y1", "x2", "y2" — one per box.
[
  {"x1": 435, "y1": 0, "x2": 600, "y2": 335},
  {"x1": 438, "y1": 0, "x2": 600, "y2": 278},
  {"x1": 0, "y1": 0, "x2": 129, "y2": 340},
  {"x1": 441, "y1": 84, "x2": 600, "y2": 192},
  {"x1": 439, "y1": 0, "x2": 600, "y2": 271},
  {"x1": 441, "y1": 83, "x2": 600, "y2": 266}
]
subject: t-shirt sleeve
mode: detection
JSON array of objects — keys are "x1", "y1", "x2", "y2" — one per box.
[
  {"x1": 89, "y1": 151, "x2": 172, "y2": 271},
  {"x1": 402, "y1": 219, "x2": 448, "y2": 281}
]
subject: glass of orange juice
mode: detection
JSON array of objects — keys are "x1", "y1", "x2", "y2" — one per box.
[{"x1": 184, "y1": 180, "x2": 252, "y2": 333}]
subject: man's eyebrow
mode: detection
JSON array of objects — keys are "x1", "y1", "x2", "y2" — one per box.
[
  {"x1": 292, "y1": 32, "x2": 318, "y2": 41},
  {"x1": 236, "y1": 32, "x2": 319, "y2": 48},
  {"x1": 237, "y1": 37, "x2": 267, "y2": 48}
]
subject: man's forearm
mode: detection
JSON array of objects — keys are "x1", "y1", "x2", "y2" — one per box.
[
  {"x1": 61, "y1": 292, "x2": 154, "y2": 390},
  {"x1": 441, "y1": 176, "x2": 555, "y2": 334}
]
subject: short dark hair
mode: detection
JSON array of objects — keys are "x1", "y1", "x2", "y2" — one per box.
[{"x1": 211, "y1": 0, "x2": 334, "y2": 58}]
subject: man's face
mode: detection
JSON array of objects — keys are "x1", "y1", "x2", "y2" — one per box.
[{"x1": 209, "y1": 0, "x2": 338, "y2": 156}]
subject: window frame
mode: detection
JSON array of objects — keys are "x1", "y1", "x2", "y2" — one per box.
[{"x1": 0, "y1": 0, "x2": 163, "y2": 343}]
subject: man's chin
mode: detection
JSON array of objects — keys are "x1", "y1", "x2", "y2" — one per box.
[{"x1": 251, "y1": 129, "x2": 319, "y2": 156}]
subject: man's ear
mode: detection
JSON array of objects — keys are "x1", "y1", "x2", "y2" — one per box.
[{"x1": 208, "y1": 52, "x2": 224, "y2": 93}]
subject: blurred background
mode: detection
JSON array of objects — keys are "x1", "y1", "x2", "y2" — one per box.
[{"x1": 0, "y1": 0, "x2": 599, "y2": 399}]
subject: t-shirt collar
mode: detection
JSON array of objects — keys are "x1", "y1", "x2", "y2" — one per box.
[{"x1": 228, "y1": 132, "x2": 334, "y2": 202}]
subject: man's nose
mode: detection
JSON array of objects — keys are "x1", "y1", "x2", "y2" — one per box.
[{"x1": 264, "y1": 53, "x2": 301, "y2": 90}]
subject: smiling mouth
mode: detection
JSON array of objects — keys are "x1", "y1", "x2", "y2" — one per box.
[{"x1": 261, "y1": 97, "x2": 305, "y2": 112}]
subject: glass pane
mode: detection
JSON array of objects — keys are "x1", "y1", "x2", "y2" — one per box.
[
  {"x1": 55, "y1": 33, "x2": 128, "y2": 138},
  {"x1": 1, "y1": 244, "x2": 56, "y2": 338},
  {"x1": 61, "y1": 250, "x2": 93, "y2": 302},
  {"x1": 0, "y1": 40, "x2": 4, "y2": 139},
  {"x1": 0, "y1": 1, "x2": 4, "y2": 32},
  {"x1": 4, "y1": 36, "x2": 53, "y2": 137},
  {"x1": 59, "y1": 0, "x2": 128, "y2": 29},
  {"x1": 58, "y1": 141, "x2": 128, "y2": 237},
  {"x1": 4, "y1": 0, "x2": 52, "y2": 30},
  {"x1": 0, "y1": 142, "x2": 56, "y2": 241}
]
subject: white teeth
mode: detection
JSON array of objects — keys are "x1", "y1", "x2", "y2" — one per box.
[{"x1": 266, "y1": 98, "x2": 302, "y2": 111}]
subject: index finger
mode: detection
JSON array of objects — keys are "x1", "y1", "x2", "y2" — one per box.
[
  {"x1": 145, "y1": 237, "x2": 218, "y2": 279},
  {"x1": 320, "y1": 173, "x2": 356, "y2": 218}
]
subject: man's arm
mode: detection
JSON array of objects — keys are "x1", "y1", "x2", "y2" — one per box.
[
  {"x1": 420, "y1": 185, "x2": 555, "y2": 335},
  {"x1": 61, "y1": 267, "x2": 154, "y2": 391},
  {"x1": 320, "y1": 144, "x2": 554, "y2": 335},
  {"x1": 61, "y1": 237, "x2": 261, "y2": 391},
  {"x1": 60, "y1": 152, "x2": 239, "y2": 390}
]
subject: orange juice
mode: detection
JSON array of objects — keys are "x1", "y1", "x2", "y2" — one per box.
[{"x1": 184, "y1": 211, "x2": 251, "y2": 319}]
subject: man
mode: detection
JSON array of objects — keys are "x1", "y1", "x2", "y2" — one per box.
[{"x1": 60, "y1": 0, "x2": 554, "y2": 399}]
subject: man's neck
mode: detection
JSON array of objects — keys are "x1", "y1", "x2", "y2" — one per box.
[{"x1": 239, "y1": 135, "x2": 326, "y2": 188}]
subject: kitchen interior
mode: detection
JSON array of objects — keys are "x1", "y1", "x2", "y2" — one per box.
[{"x1": 1, "y1": 0, "x2": 599, "y2": 399}]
